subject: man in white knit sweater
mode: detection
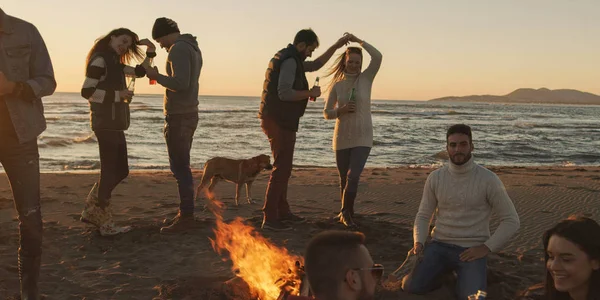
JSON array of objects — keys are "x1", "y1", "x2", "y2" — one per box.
[{"x1": 403, "y1": 124, "x2": 520, "y2": 299}]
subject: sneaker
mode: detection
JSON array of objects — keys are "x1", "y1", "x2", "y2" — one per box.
[
  {"x1": 261, "y1": 220, "x2": 292, "y2": 231},
  {"x1": 280, "y1": 213, "x2": 306, "y2": 223},
  {"x1": 160, "y1": 212, "x2": 198, "y2": 233}
]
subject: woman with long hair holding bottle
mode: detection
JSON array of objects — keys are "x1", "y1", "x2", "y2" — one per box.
[
  {"x1": 80, "y1": 28, "x2": 155, "y2": 236},
  {"x1": 323, "y1": 33, "x2": 382, "y2": 229}
]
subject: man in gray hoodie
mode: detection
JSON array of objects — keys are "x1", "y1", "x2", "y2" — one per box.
[{"x1": 146, "y1": 17, "x2": 203, "y2": 233}]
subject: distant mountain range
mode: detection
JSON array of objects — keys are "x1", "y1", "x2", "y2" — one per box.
[{"x1": 429, "y1": 88, "x2": 600, "y2": 105}]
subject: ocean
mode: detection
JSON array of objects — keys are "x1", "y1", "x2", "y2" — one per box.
[{"x1": 2, "y1": 93, "x2": 599, "y2": 172}]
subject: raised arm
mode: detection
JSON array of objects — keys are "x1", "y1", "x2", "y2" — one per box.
[
  {"x1": 303, "y1": 35, "x2": 350, "y2": 72},
  {"x1": 345, "y1": 34, "x2": 382, "y2": 80},
  {"x1": 123, "y1": 38, "x2": 156, "y2": 78}
]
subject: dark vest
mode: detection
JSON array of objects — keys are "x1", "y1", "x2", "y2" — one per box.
[
  {"x1": 89, "y1": 51, "x2": 130, "y2": 131},
  {"x1": 258, "y1": 44, "x2": 309, "y2": 132}
]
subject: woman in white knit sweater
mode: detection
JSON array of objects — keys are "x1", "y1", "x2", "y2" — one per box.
[{"x1": 323, "y1": 33, "x2": 382, "y2": 229}]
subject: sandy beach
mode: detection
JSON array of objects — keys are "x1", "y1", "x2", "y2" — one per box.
[{"x1": 0, "y1": 166, "x2": 599, "y2": 299}]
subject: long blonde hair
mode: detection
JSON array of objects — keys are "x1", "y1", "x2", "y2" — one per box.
[{"x1": 324, "y1": 47, "x2": 363, "y2": 92}]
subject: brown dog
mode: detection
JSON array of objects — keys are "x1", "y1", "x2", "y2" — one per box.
[{"x1": 195, "y1": 154, "x2": 273, "y2": 206}]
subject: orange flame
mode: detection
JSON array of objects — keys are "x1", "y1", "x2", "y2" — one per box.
[{"x1": 205, "y1": 191, "x2": 303, "y2": 300}]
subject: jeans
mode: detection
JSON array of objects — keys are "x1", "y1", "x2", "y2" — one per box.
[
  {"x1": 95, "y1": 130, "x2": 129, "y2": 207},
  {"x1": 0, "y1": 136, "x2": 43, "y2": 258},
  {"x1": 261, "y1": 116, "x2": 296, "y2": 221},
  {"x1": 403, "y1": 240, "x2": 487, "y2": 300},
  {"x1": 335, "y1": 146, "x2": 371, "y2": 213},
  {"x1": 164, "y1": 113, "x2": 199, "y2": 215}
]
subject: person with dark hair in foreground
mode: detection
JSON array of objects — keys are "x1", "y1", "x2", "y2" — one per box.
[
  {"x1": 542, "y1": 216, "x2": 600, "y2": 300},
  {"x1": 403, "y1": 124, "x2": 520, "y2": 300},
  {"x1": 258, "y1": 29, "x2": 350, "y2": 231},
  {"x1": 288, "y1": 230, "x2": 383, "y2": 300}
]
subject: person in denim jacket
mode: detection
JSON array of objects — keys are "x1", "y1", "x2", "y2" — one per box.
[{"x1": 0, "y1": 7, "x2": 56, "y2": 300}]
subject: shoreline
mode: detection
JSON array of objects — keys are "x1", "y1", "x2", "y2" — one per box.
[{"x1": 6, "y1": 165, "x2": 599, "y2": 175}]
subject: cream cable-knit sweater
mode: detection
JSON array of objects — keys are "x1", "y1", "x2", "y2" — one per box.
[
  {"x1": 323, "y1": 42, "x2": 382, "y2": 151},
  {"x1": 413, "y1": 155, "x2": 520, "y2": 252}
]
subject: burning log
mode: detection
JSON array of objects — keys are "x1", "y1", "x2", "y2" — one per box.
[{"x1": 276, "y1": 260, "x2": 312, "y2": 300}]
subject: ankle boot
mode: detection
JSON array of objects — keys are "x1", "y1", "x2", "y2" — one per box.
[{"x1": 19, "y1": 254, "x2": 41, "y2": 300}]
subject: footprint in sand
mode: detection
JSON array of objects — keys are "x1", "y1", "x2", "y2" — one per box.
[
  {"x1": 41, "y1": 196, "x2": 58, "y2": 202},
  {"x1": 394, "y1": 201, "x2": 405, "y2": 205},
  {"x1": 534, "y1": 183, "x2": 556, "y2": 187}
]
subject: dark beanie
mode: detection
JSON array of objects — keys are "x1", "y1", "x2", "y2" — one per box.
[{"x1": 152, "y1": 17, "x2": 180, "y2": 39}]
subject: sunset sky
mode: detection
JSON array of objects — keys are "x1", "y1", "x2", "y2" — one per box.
[{"x1": 3, "y1": 0, "x2": 599, "y2": 100}]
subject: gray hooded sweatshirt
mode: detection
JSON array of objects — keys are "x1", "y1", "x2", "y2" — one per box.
[{"x1": 157, "y1": 34, "x2": 202, "y2": 115}]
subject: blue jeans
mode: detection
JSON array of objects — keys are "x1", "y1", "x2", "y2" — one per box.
[
  {"x1": 403, "y1": 241, "x2": 487, "y2": 300},
  {"x1": 335, "y1": 146, "x2": 371, "y2": 213},
  {"x1": 164, "y1": 113, "x2": 199, "y2": 215}
]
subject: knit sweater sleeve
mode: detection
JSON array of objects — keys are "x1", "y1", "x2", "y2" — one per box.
[
  {"x1": 323, "y1": 85, "x2": 338, "y2": 119},
  {"x1": 414, "y1": 171, "x2": 438, "y2": 245},
  {"x1": 483, "y1": 173, "x2": 521, "y2": 252},
  {"x1": 80, "y1": 56, "x2": 119, "y2": 104},
  {"x1": 361, "y1": 41, "x2": 382, "y2": 81}
]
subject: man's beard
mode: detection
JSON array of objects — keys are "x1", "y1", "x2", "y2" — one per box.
[{"x1": 450, "y1": 152, "x2": 472, "y2": 166}]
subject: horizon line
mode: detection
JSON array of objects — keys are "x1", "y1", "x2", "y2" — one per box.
[{"x1": 52, "y1": 91, "x2": 422, "y2": 102}]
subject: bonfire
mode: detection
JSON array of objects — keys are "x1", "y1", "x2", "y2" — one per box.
[{"x1": 205, "y1": 192, "x2": 307, "y2": 300}]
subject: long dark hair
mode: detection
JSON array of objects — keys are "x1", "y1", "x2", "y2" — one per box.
[
  {"x1": 324, "y1": 47, "x2": 363, "y2": 92},
  {"x1": 543, "y1": 216, "x2": 600, "y2": 300},
  {"x1": 85, "y1": 28, "x2": 143, "y2": 67}
]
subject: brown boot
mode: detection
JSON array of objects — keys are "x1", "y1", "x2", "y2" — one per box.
[
  {"x1": 160, "y1": 212, "x2": 198, "y2": 233},
  {"x1": 19, "y1": 255, "x2": 41, "y2": 300}
]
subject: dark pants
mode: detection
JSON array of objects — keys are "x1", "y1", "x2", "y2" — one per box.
[
  {"x1": 95, "y1": 130, "x2": 129, "y2": 207},
  {"x1": 403, "y1": 241, "x2": 487, "y2": 300},
  {"x1": 0, "y1": 136, "x2": 43, "y2": 259},
  {"x1": 335, "y1": 146, "x2": 371, "y2": 214},
  {"x1": 164, "y1": 113, "x2": 199, "y2": 215},
  {"x1": 261, "y1": 116, "x2": 296, "y2": 221}
]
